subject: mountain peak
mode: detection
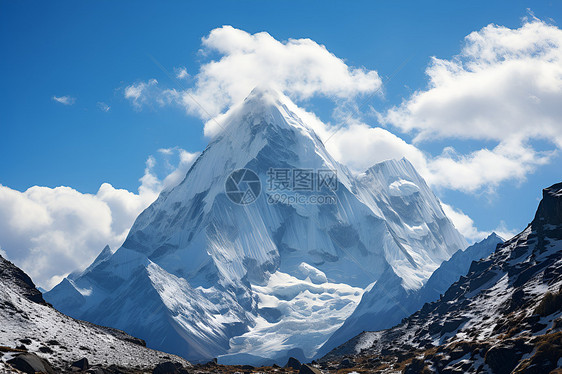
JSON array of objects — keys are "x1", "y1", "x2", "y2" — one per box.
[
  {"x1": 0, "y1": 255, "x2": 46, "y2": 305},
  {"x1": 363, "y1": 157, "x2": 417, "y2": 178},
  {"x1": 45, "y1": 88, "x2": 467, "y2": 363},
  {"x1": 533, "y1": 181, "x2": 562, "y2": 226},
  {"x1": 246, "y1": 84, "x2": 283, "y2": 102},
  {"x1": 485, "y1": 232, "x2": 505, "y2": 242}
]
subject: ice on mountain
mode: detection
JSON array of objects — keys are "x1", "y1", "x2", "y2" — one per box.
[{"x1": 45, "y1": 87, "x2": 467, "y2": 363}]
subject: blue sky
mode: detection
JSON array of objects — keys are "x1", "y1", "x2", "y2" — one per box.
[{"x1": 1, "y1": 0, "x2": 561, "y2": 287}]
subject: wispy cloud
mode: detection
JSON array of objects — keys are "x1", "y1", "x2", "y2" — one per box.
[
  {"x1": 97, "y1": 102, "x2": 111, "y2": 112},
  {"x1": 175, "y1": 67, "x2": 189, "y2": 79},
  {"x1": 52, "y1": 95, "x2": 76, "y2": 105}
]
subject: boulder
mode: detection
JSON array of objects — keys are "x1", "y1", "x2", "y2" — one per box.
[
  {"x1": 299, "y1": 364, "x2": 322, "y2": 374},
  {"x1": 152, "y1": 361, "x2": 188, "y2": 374},
  {"x1": 485, "y1": 343, "x2": 520, "y2": 374},
  {"x1": 7, "y1": 353, "x2": 55, "y2": 374},
  {"x1": 71, "y1": 357, "x2": 89, "y2": 371},
  {"x1": 86, "y1": 367, "x2": 106, "y2": 374},
  {"x1": 338, "y1": 357, "x2": 354, "y2": 368},
  {"x1": 285, "y1": 356, "x2": 301, "y2": 370}
]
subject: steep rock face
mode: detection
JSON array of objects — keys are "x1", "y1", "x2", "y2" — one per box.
[
  {"x1": 318, "y1": 233, "x2": 503, "y2": 357},
  {"x1": 0, "y1": 255, "x2": 190, "y2": 372},
  {"x1": 45, "y1": 87, "x2": 466, "y2": 363},
  {"x1": 322, "y1": 183, "x2": 562, "y2": 374}
]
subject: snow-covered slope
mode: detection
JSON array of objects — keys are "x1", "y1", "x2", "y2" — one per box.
[
  {"x1": 317, "y1": 233, "x2": 503, "y2": 357},
  {"x1": 0, "y1": 254, "x2": 190, "y2": 372},
  {"x1": 45, "y1": 87, "x2": 466, "y2": 364},
  {"x1": 322, "y1": 182, "x2": 562, "y2": 374}
]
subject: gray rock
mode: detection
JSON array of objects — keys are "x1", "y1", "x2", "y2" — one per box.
[
  {"x1": 153, "y1": 361, "x2": 188, "y2": 374},
  {"x1": 7, "y1": 353, "x2": 55, "y2": 374},
  {"x1": 299, "y1": 364, "x2": 322, "y2": 374},
  {"x1": 285, "y1": 356, "x2": 301, "y2": 370},
  {"x1": 71, "y1": 357, "x2": 89, "y2": 370}
]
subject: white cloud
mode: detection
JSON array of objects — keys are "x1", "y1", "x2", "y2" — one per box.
[
  {"x1": 157, "y1": 148, "x2": 200, "y2": 190},
  {"x1": 124, "y1": 79, "x2": 164, "y2": 109},
  {"x1": 441, "y1": 203, "x2": 517, "y2": 243},
  {"x1": 52, "y1": 95, "x2": 76, "y2": 105},
  {"x1": 422, "y1": 139, "x2": 553, "y2": 193},
  {"x1": 0, "y1": 148, "x2": 197, "y2": 289},
  {"x1": 124, "y1": 25, "x2": 382, "y2": 124},
  {"x1": 116, "y1": 21, "x2": 559, "y2": 244},
  {"x1": 97, "y1": 102, "x2": 111, "y2": 112},
  {"x1": 377, "y1": 18, "x2": 562, "y2": 193},
  {"x1": 175, "y1": 67, "x2": 189, "y2": 80},
  {"x1": 325, "y1": 122, "x2": 429, "y2": 173},
  {"x1": 122, "y1": 22, "x2": 560, "y2": 195},
  {"x1": 322, "y1": 120, "x2": 552, "y2": 193},
  {"x1": 384, "y1": 19, "x2": 562, "y2": 146}
]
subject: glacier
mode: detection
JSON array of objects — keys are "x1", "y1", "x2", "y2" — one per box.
[
  {"x1": 317, "y1": 232, "x2": 503, "y2": 357},
  {"x1": 45, "y1": 86, "x2": 467, "y2": 364}
]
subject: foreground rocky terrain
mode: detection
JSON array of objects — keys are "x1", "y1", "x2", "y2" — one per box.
[
  {"x1": 0, "y1": 254, "x2": 191, "y2": 373},
  {"x1": 320, "y1": 182, "x2": 562, "y2": 373}
]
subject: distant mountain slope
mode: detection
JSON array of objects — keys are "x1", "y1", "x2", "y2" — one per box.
[
  {"x1": 321, "y1": 182, "x2": 562, "y2": 374},
  {"x1": 412, "y1": 232, "x2": 504, "y2": 306},
  {"x1": 318, "y1": 233, "x2": 503, "y2": 357},
  {"x1": 45, "y1": 87, "x2": 466, "y2": 364},
  {"x1": 0, "y1": 254, "x2": 190, "y2": 373}
]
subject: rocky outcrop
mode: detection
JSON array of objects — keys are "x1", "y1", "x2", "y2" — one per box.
[
  {"x1": 320, "y1": 182, "x2": 562, "y2": 373},
  {"x1": 0, "y1": 255, "x2": 190, "y2": 373}
]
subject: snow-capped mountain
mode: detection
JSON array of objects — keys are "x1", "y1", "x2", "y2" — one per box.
[
  {"x1": 0, "y1": 254, "x2": 190, "y2": 373},
  {"x1": 321, "y1": 182, "x2": 562, "y2": 373},
  {"x1": 45, "y1": 87, "x2": 466, "y2": 364},
  {"x1": 317, "y1": 232, "x2": 503, "y2": 357}
]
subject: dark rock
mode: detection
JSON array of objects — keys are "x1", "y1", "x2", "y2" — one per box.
[
  {"x1": 0, "y1": 256, "x2": 47, "y2": 305},
  {"x1": 484, "y1": 343, "x2": 521, "y2": 374},
  {"x1": 404, "y1": 358, "x2": 426, "y2": 374},
  {"x1": 533, "y1": 182, "x2": 562, "y2": 227},
  {"x1": 105, "y1": 364, "x2": 128, "y2": 373},
  {"x1": 38, "y1": 346, "x2": 53, "y2": 353},
  {"x1": 299, "y1": 364, "x2": 322, "y2": 374},
  {"x1": 71, "y1": 357, "x2": 89, "y2": 370},
  {"x1": 123, "y1": 337, "x2": 146, "y2": 346},
  {"x1": 19, "y1": 338, "x2": 32, "y2": 345},
  {"x1": 86, "y1": 367, "x2": 106, "y2": 374},
  {"x1": 7, "y1": 353, "x2": 55, "y2": 374},
  {"x1": 441, "y1": 318, "x2": 466, "y2": 334},
  {"x1": 338, "y1": 357, "x2": 355, "y2": 368},
  {"x1": 204, "y1": 358, "x2": 217, "y2": 367},
  {"x1": 448, "y1": 345, "x2": 469, "y2": 360},
  {"x1": 285, "y1": 356, "x2": 301, "y2": 370},
  {"x1": 152, "y1": 361, "x2": 188, "y2": 374}
]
